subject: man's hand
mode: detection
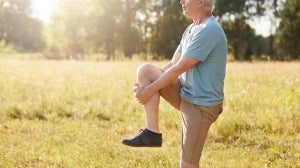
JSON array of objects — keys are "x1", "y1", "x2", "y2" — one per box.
[{"x1": 133, "y1": 83, "x2": 151, "y2": 105}]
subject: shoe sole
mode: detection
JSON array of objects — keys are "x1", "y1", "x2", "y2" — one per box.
[{"x1": 121, "y1": 141, "x2": 162, "y2": 148}]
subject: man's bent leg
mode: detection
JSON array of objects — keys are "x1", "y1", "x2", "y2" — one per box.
[
  {"x1": 159, "y1": 79, "x2": 181, "y2": 111},
  {"x1": 122, "y1": 64, "x2": 181, "y2": 147},
  {"x1": 137, "y1": 64, "x2": 181, "y2": 132},
  {"x1": 136, "y1": 64, "x2": 164, "y2": 133},
  {"x1": 122, "y1": 64, "x2": 164, "y2": 147}
]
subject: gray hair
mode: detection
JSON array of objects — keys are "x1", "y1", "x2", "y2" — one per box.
[{"x1": 204, "y1": 0, "x2": 215, "y2": 10}]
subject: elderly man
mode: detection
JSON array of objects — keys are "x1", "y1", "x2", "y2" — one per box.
[{"x1": 122, "y1": 0, "x2": 227, "y2": 167}]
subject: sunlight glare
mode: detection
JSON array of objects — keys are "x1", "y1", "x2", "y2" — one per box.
[{"x1": 31, "y1": 0, "x2": 59, "y2": 24}]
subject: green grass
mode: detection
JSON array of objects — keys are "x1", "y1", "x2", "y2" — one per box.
[{"x1": 0, "y1": 59, "x2": 299, "y2": 167}]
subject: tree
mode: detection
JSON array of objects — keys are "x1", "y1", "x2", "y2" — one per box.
[
  {"x1": 120, "y1": 0, "x2": 141, "y2": 59},
  {"x1": 0, "y1": 0, "x2": 44, "y2": 52},
  {"x1": 276, "y1": 0, "x2": 300, "y2": 60},
  {"x1": 135, "y1": 0, "x2": 159, "y2": 59},
  {"x1": 256, "y1": 0, "x2": 285, "y2": 59},
  {"x1": 214, "y1": 0, "x2": 267, "y2": 60},
  {"x1": 150, "y1": 0, "x2": 189, "y2": 59},
  {"x1": 46, "y1": 0, "x2": 121, "y2": 60},
  {"x1": 97, "y1": 0, "x2": 122, "y2": 60},
  {"x1": 46, "y1": 0, "x2": 93, "y2": 59},
  {"x1": 250, "y1": 35, "x2": 268, "y2": 60},
  {"x1": 215, "y1": 0, "x2": 266, "y2": 19},
  {"x1": 222, "y1": 17, "x2": 255, "y2": 60}
]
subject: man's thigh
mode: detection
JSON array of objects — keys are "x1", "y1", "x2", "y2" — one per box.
[
  {"x1": 159, "y1": 79, "x2": 181, "y2": 110},
  {"x1": 180, "y1": 99, "x2": 222, "y2": 165}
]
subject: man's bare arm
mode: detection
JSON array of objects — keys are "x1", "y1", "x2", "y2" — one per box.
[
  {"x1": 136, "y1": 55, "x2": 199, "y2": 104},
  {"x1": 162, "y1": 52, "x2": 182, "y2": 71}
]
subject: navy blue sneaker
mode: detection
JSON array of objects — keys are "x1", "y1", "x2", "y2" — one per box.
[{"x1": 122, "y1": 129, "x2": 162, "y2": 147}]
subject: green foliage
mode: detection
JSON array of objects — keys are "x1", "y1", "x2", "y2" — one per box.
[
  {"x1": 0, "y1": 0, "x2": 44, "y2": 52},
  {"x1": 276, "y1": 0, "x2": 300, "y2": 60},
  {"x1": 214, "y1": 0, "x2": 279, "y2": 61},
  {"x1": 46, "y1": 0, "x2": 142, "y2": 60},
  {"x1": 0, "y1": 0, "x2": 299, "y2": 61},
  {"x1": 151, "y1": 0, "x2": 189, "y2": 59},
  {"x1": 215, "y1": 0, "x2": 266, "y2": 18},
  {"x1": 0, "y1": 40, "x2": 14, "y2": 53},
  {"x1": 221, "y1": 17, "x2": 256, "y2": 61},
  {"x1": 215, "y1": 0, "x2": 247, "y2": 17},
  {"x1": 45, "y1": 0, "x2": 98, "y2": 59},
  {"x1": 0, "y1": 59, "x2": 299, "y2": 167},
  {"x1": 250, "y1": 35, "x2": 269, "y2": 59},
  {"x1": 120, "y1": 0, "x2": 140, "y2": 59}
]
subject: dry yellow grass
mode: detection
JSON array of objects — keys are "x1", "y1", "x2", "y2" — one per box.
[{"x1": 0, "y1": 59, "x2": 299, "y2": 167}]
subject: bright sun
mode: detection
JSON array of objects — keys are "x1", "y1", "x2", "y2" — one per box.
[{"x1": 31, "y1": 0, "x2": 59, "y2": 24}]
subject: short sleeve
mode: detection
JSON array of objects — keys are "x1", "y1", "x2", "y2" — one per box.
[
  {"x1": 184, "y1": 29, "x2": 217, "y2": 62},
  {"x1": 175, "y1": 43, "x2": 182, "y2": 53}
]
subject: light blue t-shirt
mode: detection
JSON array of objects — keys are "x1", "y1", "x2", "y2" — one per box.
[{"x1": 176, "y1": 16, "x2": 228, "y2": 106}]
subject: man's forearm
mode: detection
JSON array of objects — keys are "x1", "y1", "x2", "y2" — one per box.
[
  {"x1": 145, "y1": 66, "x2": 183, "y2": 96},
  {"x1": 162, "y1": 52, "x2": 182, "y2": 71},
  {"x1": 145, "y1": 54, "x2": 199, "y2": 100}
]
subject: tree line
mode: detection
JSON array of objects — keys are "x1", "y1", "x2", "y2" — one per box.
[{"x1": 0, "y1": 0, "x2": 299, "y2": 61}]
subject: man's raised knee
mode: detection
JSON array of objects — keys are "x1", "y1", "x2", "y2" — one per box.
[
  {"x1": 136, "y1": 64, "x2": 163, "y2": 85},
  {"x1": 137, "y1": 63, "x2": 154, "y2": 74}
]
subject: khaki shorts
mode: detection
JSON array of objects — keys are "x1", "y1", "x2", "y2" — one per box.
[
  {"x1": 160, "y1": 79, "x2": 222, "y2": 165},
  {"x1": 180, "y1": 99, "x2": 222, "y2": 165}
]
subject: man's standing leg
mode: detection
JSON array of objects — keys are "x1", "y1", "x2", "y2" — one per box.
[{"x1": 180, "y1": 99, "x2": 223, "y2": 167}]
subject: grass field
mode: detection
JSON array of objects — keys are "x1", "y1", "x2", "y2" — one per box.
[{"x1": 0, "y1": 58, "x2": 299, "y2": 168}]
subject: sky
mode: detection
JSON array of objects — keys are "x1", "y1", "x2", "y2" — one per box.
[
  {"x1": 249, "y1": 18, "x2": 276, "y2": 37},
  {"x1": 31, "y1": 0, "x2": 59, "y2": 24},
  {"x1": 31, "y1": 0, "x2": 272, "y2": 37}
]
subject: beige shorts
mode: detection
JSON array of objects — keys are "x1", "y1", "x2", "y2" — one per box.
[
  {"x1": 160, "y1": 79, "x2": 222, "y2": 165},
  {"x1": 180, "y1": 99, "x2": 222, "y2": 165}
]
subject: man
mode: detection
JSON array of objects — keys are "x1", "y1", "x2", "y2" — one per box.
[{"x1": 122, "y1": 0, "x2": 227, "y2": 167}]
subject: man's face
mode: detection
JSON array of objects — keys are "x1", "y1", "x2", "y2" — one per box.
[{"x1": 180, "y1": 0, "x2": 202, "y2": 17}]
